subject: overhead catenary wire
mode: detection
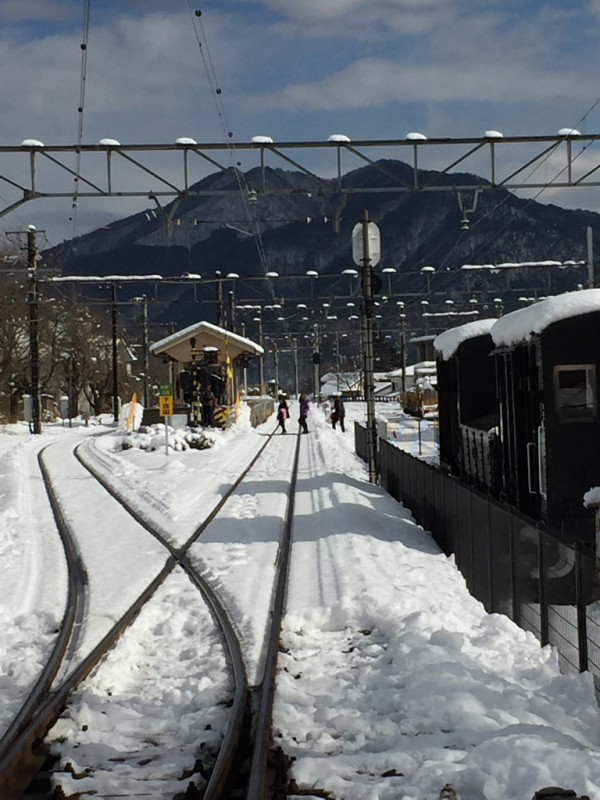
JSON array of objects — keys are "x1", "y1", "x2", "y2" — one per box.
[
  {"x1": 419, "y1": 96, "x2": 600, "y2": 275},
  {"x1": 185, "y1": 4, "x2": 286, "y2": 327},
  {"x1": 72, "y1": 0, "x2": 92, "y2": 227}
]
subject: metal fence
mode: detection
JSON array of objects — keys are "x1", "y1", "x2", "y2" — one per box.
[{"x1": 356, "y1": 422, "x2": 600, "y2": 683}]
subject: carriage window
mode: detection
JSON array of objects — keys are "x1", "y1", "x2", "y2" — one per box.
[{"x1": 554, "y1": 365, "x2": 596, "y2": 422}]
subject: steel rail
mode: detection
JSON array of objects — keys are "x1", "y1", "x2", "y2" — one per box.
[
  {"x1": 74, "y1": 428, "x2": 283, "y2": 798},
  {"x1": 246, "y1": 428, "x2": 303, "y2": 800},
  {"x1": 0, "y1": 445, "x2": 85, "y2": 799}
]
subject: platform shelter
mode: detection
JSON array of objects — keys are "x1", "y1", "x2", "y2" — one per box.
[{"x1": 150, "y1": 321, "x2": 263, "y2": 417}]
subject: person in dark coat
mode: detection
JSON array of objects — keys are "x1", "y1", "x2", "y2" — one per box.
[
  {"x1": 277, "y1": 395, "x2": 289, "y2": 434},
  {"x1": 299, "y1": 394, "x2": 310, "y2": 434},
  {"x1": 332, "y1": 395, "x2": 346, "y2": 432},
  {"x1": 201, "y1": 386, "x2": 216, "y2": 427}
]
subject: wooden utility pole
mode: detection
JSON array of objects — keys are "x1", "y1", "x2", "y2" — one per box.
[
  {"x1": 111, "y1": 283, "x2": 119, "y2": 423},
  {"x1": 587, "y1": 226, "x2": 594, "y2": 289},
  {"x1": 27, "y1": 225, "x2": 42, "y2": 434}
]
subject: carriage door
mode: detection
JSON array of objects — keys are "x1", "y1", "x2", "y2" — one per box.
[
  {"x1": 535, "y1": 343, "x2": 547, "y2": 519},
  {"x1": 521, "y1": 342, "x2": 545, "y2": 519}
]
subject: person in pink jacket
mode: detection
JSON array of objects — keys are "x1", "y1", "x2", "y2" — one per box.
[
  {"x1": 299, "y1": 394, "x2": 310, "y2": 434},
  {"x1": 277, "y1": 395, "x2": 289, "y2": 434}
]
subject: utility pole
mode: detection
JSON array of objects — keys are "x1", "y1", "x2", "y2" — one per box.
[
  {"x1": 293, "y1": 338, "x2": 299, "y2": 398},
  {"x1": 216, "y1": 272, "x2": 223, "y2": 327},
  {"x1": 241, "y1": 322, "x2": 248, "y2": 394},
  {"x1": 27, "y1": 225, "x2": 42, "y2": 434},
  {"x1": 400, "y1": 311, "x2": 407, "y2": 406},
  {"x1": 135, "y1": 295, "x2": 149, "y2": 408},
  {"x1": 256, "y1": 311, "x2": 264, "y2": 394},
  {"x1": 274, "y1": 343, "x2": 280, "y2": 397},
  {"x1": 335, "y1": 331, "x2": 341, "y2": 392},
  {"x1": 587, "y1": 226, "x2": 594, "y2": 289},
  {"x1": 312, "y1": 323, "x2": 320, "y2": 402},
  {"x1": 111, "y1": 283, "x2": 119, "y2": 424},
  {"x1": 229, "y1": 290, "x2": 236, "y2": 333},
  {"x1": 190, "y1": 336, "x2": 200, "y2": 426}
]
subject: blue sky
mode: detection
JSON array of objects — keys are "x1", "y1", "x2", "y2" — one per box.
[{"x1": 2, "y1": 0, "x2": 600, "y2": 242}]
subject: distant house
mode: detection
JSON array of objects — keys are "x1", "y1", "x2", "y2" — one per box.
[
  {"x1": 387, "y1": 361, "x2": 437, "y2": 395},
  {"x1": 320, "y1": 371, "x2": 362, "y2": 398},
  {"x1": 410, "y1": 335, "x2": 436, "y2": 362}
]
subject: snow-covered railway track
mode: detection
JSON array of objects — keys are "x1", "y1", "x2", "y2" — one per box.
[
  {"x1": 0, "y1": 445, "x2": 87, "y2": 800},
  {"x1": 2, "y1": 424, "x2": 304, "y2": 799},
  {"x1": 70, "y1": 425, "x2": 305, "y2": 799}
]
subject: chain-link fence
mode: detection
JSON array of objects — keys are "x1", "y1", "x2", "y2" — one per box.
[{"x1": 356, "y1": 423, "x2": 600, "y2": 686}]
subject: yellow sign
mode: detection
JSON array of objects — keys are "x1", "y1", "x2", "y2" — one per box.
[
  {"x1": 159, "y1": 396, "x2": 173, "y2": 417},
  {"x1": 126, "y1": 393, "x2": 137, "y2": 431}
]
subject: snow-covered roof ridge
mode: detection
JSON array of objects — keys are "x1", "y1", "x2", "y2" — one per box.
[
  {"x1": 150, "y1": 320, "x2": 263, "y2": 355},
  {"x1": 434, "y1": 319, "x2": 496, "y2": 360},
  {"x1": 492, "y1": 289, "x2": 600, "y2": 347}
]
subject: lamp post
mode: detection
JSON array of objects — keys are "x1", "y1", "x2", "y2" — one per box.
[{"x1": 352, "y1": 209, "x2": 381, "y2": 484}]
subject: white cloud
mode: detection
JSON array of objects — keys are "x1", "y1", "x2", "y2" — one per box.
[
  {"x1": 0, "y1": 0, "x2": 77, "y2": 22},
  {"x1": 249, "y1": 57, "x2": 596, "y2": 112}
]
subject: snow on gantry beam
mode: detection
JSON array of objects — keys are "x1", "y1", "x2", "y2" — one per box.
[
  {"x1": 3, "y1": 134, "x2": 600, "y2": 219},
  {"x1": 461, "y1": 261, "x2": 586, "y2": 271}
]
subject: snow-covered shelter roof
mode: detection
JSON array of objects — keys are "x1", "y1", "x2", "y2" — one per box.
[
  {"x1": 150, "y1": 320, "x2": 263, "y2": 362},
  {"x1": 492, "y1": 289, "x2": 600, "y2": 348},
  {"x1": 434, "y1": 319, "x2": 496, "y2": 361}
]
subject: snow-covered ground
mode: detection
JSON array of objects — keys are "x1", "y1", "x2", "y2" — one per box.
[{"x1": 1, "y1": 403, "x2": 600, "y2": 800}]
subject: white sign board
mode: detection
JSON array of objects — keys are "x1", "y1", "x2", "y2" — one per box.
[{"x1": 352, "y1": 221, "x2": 381, "y2": 267}]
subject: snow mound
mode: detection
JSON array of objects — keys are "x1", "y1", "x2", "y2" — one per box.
[{"x1": 117, "y1": 424, "x2": 215, "y2": 453}]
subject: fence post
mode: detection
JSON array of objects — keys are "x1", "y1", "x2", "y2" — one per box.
[
  {"x1": 487, "y1": 501, "x2": 494, "y2": 612},
  {"x1": 510, "y1": 517, "x2": 520, "y2": 626},
  {"x1": 538, "y1": 529, "x2": 549, "y2": 647},
  {"x1": 575, "y1": 547, "x2": 589, "y2": 673}
]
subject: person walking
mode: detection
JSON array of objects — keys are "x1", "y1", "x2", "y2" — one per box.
[
  {"x1": 201, "y1": 386, "x2": 216, "y2": 427},
  {"x1": 332, "y1": 395, "x2": 346, "y2": 432},
  {"x1": 299, "y1": 394, "x2": 310, "y2": 434},
  {"x1": 277, "y1": 395, "x2": 289, "y2": 434}
]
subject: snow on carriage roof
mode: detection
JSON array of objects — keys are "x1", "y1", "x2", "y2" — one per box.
[
  {"x1": 492, "y1": 289, "x2": 600, "y2": 347},
  {"x1": 433, "y1": 319, "x2": 496, "y2": 360}
]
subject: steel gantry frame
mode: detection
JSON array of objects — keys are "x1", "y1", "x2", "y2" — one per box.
[{"x1": 3, "y1": 133, "x2": 600, "y2": 217}]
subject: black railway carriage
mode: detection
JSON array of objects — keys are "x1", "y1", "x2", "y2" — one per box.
[
  {"x1": 435, "y1": 319, "x2": 498, "y2": 492},
  {"x1": 435, "y1": 290, "x2": 600, "y2": 545},
  {"x1": 492, "y1": 291, "x2": 600, "y2": 543}
]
